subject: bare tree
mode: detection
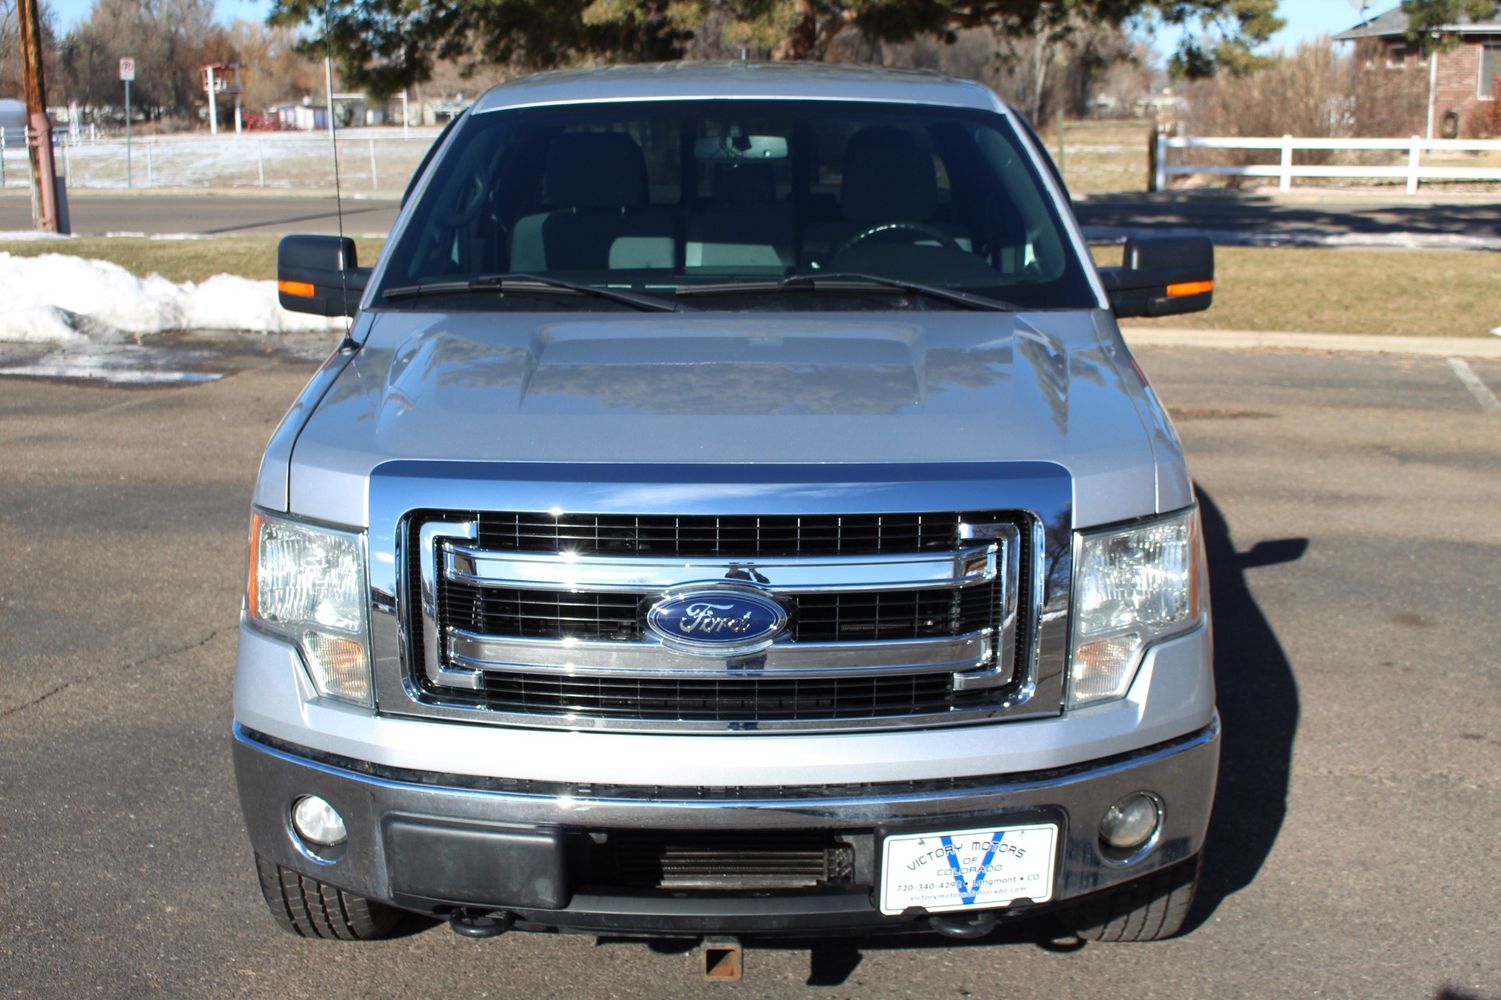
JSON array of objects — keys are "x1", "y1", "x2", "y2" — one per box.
[
  {"x1": 878, "y1": 18, "x2": 1145, "y2": 124},
  {"x1": 223, "y1": 19, "x2": 323, "y2": 112},
  {"x1": 58, "y1": 0, "x2": 229, "y2": 122}
]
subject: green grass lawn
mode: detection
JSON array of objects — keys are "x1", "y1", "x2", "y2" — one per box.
[
  {"x1": 1, "y1": 236, "x2": 1492, "y2": 337},
  {"x1": 1098, "y1": 245, "x2": 1497, "y2": 337}
]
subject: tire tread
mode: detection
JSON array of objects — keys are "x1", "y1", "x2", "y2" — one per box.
[
  {"x1": 253, "y1": 854, "x2": 402, "y2": 940},
  {"x1": 1071, "y1": 856, "x2": 1201, "y2": 943}
]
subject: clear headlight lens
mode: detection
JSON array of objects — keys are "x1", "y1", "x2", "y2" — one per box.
[
  {"x1": 1068, "y1": 506, "x2": 1203, "y2": 709},
  {"x1": 247, "y1": 511, "x2": 371, "y2": 706}
]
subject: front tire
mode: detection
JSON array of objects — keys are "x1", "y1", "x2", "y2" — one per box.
[
  {"x1": 254, "y1": 854, "x2": 405, "y2": 940},
  {"x1": 1069, "y1": 855, "x2": 1202, "y2": 942}
]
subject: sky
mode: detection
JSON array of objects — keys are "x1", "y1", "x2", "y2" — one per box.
[
  {"x1": 46, "y1": 0, "x2": 272, "y2": 32},
  {"x1": 42, "y1": 0, "x2": 1385, "y2": 49}
]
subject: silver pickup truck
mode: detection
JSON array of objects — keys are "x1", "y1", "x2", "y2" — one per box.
[{"x1": 236, "y1": 62, "x2": 1219, "y2": 952}]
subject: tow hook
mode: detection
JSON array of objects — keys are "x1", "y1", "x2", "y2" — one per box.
[
  {"x1": 700, "y1": 936, "x2": 744, "y2": 981},
  {"x1": 929, "y1": 911, "x2": 997, "y2": 941},
  {"x1": 448, "y1": 909, "x2": 513, "y2": 939}
]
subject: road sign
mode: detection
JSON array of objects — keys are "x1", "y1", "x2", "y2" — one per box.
[{"x1": 119, "y1": 58, "x2": 135, "y2": 82}]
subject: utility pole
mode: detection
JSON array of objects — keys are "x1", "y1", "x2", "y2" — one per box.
[
  {"x1": 1424, "y1": 32, "x2": 1440, "y2": 140},
  {"x1": 17, "y1": 0, "x2": 60, "y2": 232}
]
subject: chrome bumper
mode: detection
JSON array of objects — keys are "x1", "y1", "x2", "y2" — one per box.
[{"x1": 233, "y1": 716, "x2": 1219, "y2": 936}]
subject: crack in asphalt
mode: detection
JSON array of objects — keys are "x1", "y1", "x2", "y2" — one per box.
[{"x1": 0, "y1": 628, "x2": 223, "y2": 721}]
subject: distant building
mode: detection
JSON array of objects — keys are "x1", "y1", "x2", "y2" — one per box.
[{"x1": 1335, "y1": 5, "x2": 1501, "y2": 138}]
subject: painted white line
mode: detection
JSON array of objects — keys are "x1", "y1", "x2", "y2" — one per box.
[{"x1": 1448, "y1": 357, "x2": 1501, "y2": 414}]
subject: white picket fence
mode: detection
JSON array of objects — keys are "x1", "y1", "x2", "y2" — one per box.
[{"x1": 1155, "y1": 133, "x2": 1501, "y2": 193}]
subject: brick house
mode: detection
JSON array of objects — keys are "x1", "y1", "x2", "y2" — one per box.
[{"x1": 1335, "y1": 5, "x2": 1501, "y2": 138}]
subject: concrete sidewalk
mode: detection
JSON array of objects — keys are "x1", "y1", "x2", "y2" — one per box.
[{"x1": 1123, "y1": 326, "x2": 1501, "y2": 359}]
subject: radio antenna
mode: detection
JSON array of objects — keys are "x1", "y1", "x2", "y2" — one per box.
[{"x1": 323, "y1": 0, "x2": 353, "y2": 336}]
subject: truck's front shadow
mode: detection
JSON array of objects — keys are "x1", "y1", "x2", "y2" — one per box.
[{"x1": 1182, "y1": 487, "x2": 1302, "y2": 933}]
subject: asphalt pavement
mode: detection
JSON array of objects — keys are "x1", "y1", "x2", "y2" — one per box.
[
  {"x1": 3, "y1": 189, "x2": 1500, "y2": 248},
  {"x1": 0, "y1": 340, "x2": 1498, "y2": 997}
]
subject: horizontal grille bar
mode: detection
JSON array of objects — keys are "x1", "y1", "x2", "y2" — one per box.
[
  {"x1": 445, "y1": 627, "x2": 994, "y2": 679},
  {"x1": 446, "y1": 544, "x2": 997, "y2": 594},
  {"x1": 476, "y1": 512, "x2": 964, "y2": 558},
  {"x1": 438, "y1": 582, "x2": 1000, "y2": 644}
]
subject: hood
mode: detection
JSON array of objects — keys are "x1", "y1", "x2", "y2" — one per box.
[{"x1": 286, "y1": 309, "x2": 1185, "y2": 527}]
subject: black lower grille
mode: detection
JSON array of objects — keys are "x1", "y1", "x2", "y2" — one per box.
[
  {"x1": 469, "y1": 670, "x2": 990, "y2": 722},
  {"x1": 588, "y1": 832, "x2": 856, "y2": 891}
]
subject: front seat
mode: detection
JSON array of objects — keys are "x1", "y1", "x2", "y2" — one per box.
[
  {"x1": 509, "y1": 131, "x2": 673, "y2": 272},
  {"x1": 802, "y1": 127, "x2": 956, "y2": 265}
]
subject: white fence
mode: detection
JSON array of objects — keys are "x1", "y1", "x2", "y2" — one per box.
[
  {"x1": 1155, "y1": 134, "x2": 1501, "y2": 193},
  {"x1": 0, "y1": 126, "x2": 444, "y2": 192}
]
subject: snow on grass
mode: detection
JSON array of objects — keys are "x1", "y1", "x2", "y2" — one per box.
[{"x1": 0, "y1": 251, "x2": 344, "y2": 342}]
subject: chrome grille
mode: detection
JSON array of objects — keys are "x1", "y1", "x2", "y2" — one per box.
[{"x1": 404, "y1": 510, "x2": 1035, "y2": 732}]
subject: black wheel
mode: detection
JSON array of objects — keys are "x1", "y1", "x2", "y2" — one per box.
[
  {"x1": 1069, "y1": 855, "x2": 1201, "y2": 942},
  {"x1": 254, "y1": 854, "x2": 405, "y2": 940}
]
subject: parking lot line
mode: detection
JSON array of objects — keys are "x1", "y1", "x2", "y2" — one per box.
[{"x1": 1447, "y1": 357, "x2": 1501, "y2": 414}]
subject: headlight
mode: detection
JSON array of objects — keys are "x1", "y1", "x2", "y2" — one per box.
[
  {"x1": 247, "y1": 511, "x2": 371, "y2": 706},
  {"x1": 1068, "y1": 506, "x2": 1204, "y2": 709}
]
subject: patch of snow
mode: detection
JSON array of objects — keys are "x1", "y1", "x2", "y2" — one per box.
[
  {"x1": 0, "y1": 350, "x2": 223, "y2": 384},
  {"x1": 0, "y1": 252, "x2": 344, "y2": 342},
  {"x1": 0, "y1": 341, "x2": 227, "y2": 384},
  {"x1": 0, "y1": 305, "x2": 87, "y2": 344},
  {"x1": 0, "y1": 230, "x2": 74, "y2": 241},
  {"x1": 184, "y1": 274, "x2": 342, "y2": 334}
]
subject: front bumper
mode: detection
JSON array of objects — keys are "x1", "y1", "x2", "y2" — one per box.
[{"x1": 233, "y1": 716, "x2": 1219, "y2": 936}]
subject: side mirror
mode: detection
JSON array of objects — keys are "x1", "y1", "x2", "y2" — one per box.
[
  {"x1": 277, "y1": 235, "x2": 371, "y2": 318},
  {"x1": 1098, "y1": 236, "x2": 1214, "y2": 318}
]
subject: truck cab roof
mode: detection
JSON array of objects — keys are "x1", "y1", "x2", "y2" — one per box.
[{"x1": 471, "y1": 61, "x2": 1006, "y2": 114}]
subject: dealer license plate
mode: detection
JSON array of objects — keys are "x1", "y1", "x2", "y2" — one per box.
[{"x1": 879, "y1": 823, "x2": 1058, "y2": 916}]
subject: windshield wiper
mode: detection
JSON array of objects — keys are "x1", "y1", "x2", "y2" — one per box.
[
  {"x1": 675, "y1": 272, "x2": 1017, "y2": 312},
  {"x1": 382, "y1": 273, "x2": 686, "y2": 312}
]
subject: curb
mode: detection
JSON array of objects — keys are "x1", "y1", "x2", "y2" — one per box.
[{"x1": 1121, "y1": 327, "x2": 1501, "y2": 359}]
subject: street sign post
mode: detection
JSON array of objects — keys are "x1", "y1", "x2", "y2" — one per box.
[{"x1": 120, "y1": 57, "x2": 134, "y2": 187}]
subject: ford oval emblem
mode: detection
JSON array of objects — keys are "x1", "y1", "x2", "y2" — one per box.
[{"x1": 646, "y1": 588, "x2": 788, "y2": 657}]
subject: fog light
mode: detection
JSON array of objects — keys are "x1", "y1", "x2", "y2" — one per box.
[
  {"x1": 291, "y1": 795, "x2": 347, "y2": 847},
  {"x1": 1100, "y1": 792, "x2": 1161, "y2": 852}
]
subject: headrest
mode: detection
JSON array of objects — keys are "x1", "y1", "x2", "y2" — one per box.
[
  {"x1": 543, "y1": 132, "x2": 648, "y2": 209},
  {"x1": 840, "y1": 127, "x2": 937, "y2": 224},
  {"x1": 711, "y1": 162, "x2": 775, "y2": 204}
]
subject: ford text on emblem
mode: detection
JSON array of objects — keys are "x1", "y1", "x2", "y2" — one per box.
[{"x1": 646, "y1": 589, "x2": 788, "y2": 657}]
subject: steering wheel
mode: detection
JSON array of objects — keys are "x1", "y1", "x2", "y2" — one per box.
[{"x1": 832, "y1": 221, "x2": 960, "y2": 258}]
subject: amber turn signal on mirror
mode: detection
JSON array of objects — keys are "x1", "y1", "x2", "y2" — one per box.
[{"x1": 1166, "y1": 280, "x2": 1214, "y2": 298}]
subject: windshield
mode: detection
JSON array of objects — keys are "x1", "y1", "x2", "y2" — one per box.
[{"x1": 377, "y1": 99, "x2": 1097, "y2": 311}]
